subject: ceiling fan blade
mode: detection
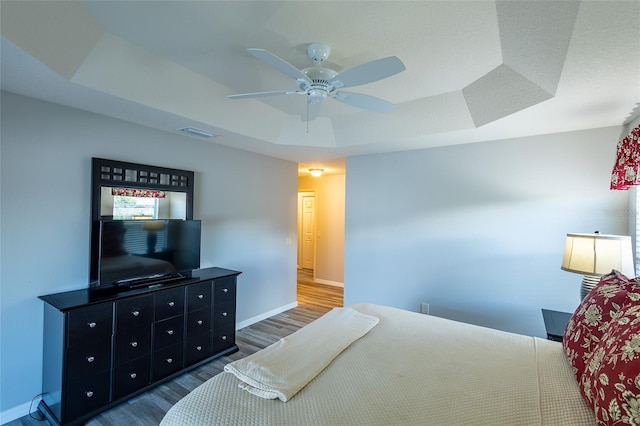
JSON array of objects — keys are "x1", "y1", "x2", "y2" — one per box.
[
  {"x1": 333, "y1": 91, "x2": 396, "y2": 113},
  {"x1": 331, "y1": 56, "x2": 405, "y2": 89},
  {"x1": 227, "y1": 90, "x2": 298, "y2": 99},
  {"x1": 247, "y1": 48, "x2": 312, "y2": 85}
]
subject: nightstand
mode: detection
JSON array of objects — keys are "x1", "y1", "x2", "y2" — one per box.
[{"x1": 541, "y1": 309, "x2": 572, "y2": 342}]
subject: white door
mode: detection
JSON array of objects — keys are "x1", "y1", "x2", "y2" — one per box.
[{"x1": 298, "y1": 192, "x2": 316, "y2": 270}]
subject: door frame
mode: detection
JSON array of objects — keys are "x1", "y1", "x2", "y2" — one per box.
[{"x1": 297, "y1": 190, "x2": 317, "y2": 274}]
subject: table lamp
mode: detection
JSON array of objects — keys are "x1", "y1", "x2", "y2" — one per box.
[{"x1": 561, "y1": 232, "x2": 634, "y2": 299}]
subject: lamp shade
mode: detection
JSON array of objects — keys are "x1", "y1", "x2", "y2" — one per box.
[{"x1": 561, "y1": 233, "x2": 635, "y2": 277}]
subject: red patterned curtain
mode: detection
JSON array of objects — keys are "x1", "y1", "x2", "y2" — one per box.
[
  {"x1": 111, "y1": 188, "x2": 166, "y2": 198},
  {"x1": 611, "y1": 124, "x2": 640, "y2": 190}
]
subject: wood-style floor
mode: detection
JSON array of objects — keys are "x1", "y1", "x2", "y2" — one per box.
[
  {"x1": 8, "y1": 270, "x2": 343, "y2": 426},
  {"x1": 296, "y1": 268, "x2": 344, "y2": 312}
]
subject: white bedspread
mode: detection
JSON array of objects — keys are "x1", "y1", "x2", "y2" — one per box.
[
  {"x1": 161, "y1": 303, "x2": 595, "y2": 425},
  {"x1": 224, "y1": 307, "x2": 378, "y2": 401}
]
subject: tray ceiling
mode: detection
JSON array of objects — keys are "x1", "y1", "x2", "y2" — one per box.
[{"x1": 1, "y1": 1, "x2": 638, "y2": 167}]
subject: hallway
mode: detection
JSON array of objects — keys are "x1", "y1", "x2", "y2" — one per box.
[{"x1": 297, "y1": 268, "x2": 343, "y2": 313}]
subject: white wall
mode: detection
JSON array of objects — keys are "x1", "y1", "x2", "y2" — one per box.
[
  {"x1": 344, "y1": 126, "x2": 630, "y2": 337},
  {"x1": 0, "y1": 92, "x2": 298, "y2": 421}
]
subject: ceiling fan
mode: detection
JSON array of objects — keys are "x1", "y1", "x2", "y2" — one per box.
[{"x1": 227, "y1": 43, "x2": 406, "y2": 120}]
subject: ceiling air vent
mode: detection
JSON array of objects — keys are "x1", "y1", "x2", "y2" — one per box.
[{"x1": 177, "y1": 127, "x2": 217, "y2": 138}]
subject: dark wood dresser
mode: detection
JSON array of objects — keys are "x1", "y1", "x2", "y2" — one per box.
[{"x1": 37, "y1": 267, "x2": 241, "y2": 425}]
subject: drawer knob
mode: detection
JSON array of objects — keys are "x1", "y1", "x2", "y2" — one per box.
[
  {"x1": 197, "y1": 294, "x2": 204, "y2": 300},
  {"x1": 197, "y1": 320, "x2": 203, "y2": 325},
  {"x1": 196, "y1": 345, "x2": 202, "y2": 351},
  {"x1": 168, "y1": 301, "x2": 175, "y2": 307},
  {"x1": 88, "y1": 322, "x2": 97, "y2": 328},
  {"x1": 221, "y1": 335, "x2": 227, "y2": 341},
  {"x1": 222, "y1": 312, "x2": 228, "y2": 317},
  {"x1": 132, "y1": 310, "x2": 140, "y2": 317},
  {"x1": 86, "y1": 356, "x2": 95, "y2": 363},
  {"x1": 166, "y1": 358, "x2": 173, "y2": 364},
  {"x1": 166, "y1": 330, "x2": 174, "y2": 335},
  {"x1": 222, "y1": 288, "x2": 229, "y2": 293},
  {"x1": 131, "y1": 341, "x2": 138, "y2": 348},
  {"x1": 85, "y1": 391, "x2": 94, "y2": 398},
  {"x1": 130, "y1": 373, "x2": 137, "y2": 379}
]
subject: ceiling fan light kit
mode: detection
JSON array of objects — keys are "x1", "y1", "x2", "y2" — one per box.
[{"x1": 227, "y1": 42, "x2": 405, "y2": 119}]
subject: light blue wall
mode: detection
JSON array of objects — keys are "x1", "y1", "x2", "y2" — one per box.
[
  {"x1": 0, "y1": 92, "x2": 298, "y2": 420},
  {"x1": 344, "y1": 127, "x2": 631, "y2": 337}
]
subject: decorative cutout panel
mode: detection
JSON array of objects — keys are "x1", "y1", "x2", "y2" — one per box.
[{"x1": 98, "y1": 163, "x2": 190, "y2": 189}]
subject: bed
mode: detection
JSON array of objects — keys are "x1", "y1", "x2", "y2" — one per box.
[{"x1": 161, "y1": 303, "x2": 597, "y2": 425}]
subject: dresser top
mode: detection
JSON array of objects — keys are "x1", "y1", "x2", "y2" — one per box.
[{"x1": 39, "y1": 267, "x2": 241, "y2": 311}]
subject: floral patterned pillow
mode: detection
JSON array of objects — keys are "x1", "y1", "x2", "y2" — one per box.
[
  {"x1": 563, "y1": 270, "x2": 632, "y2": 380},
  {"x1": 579, "y1": 301, "x2": 640, "y2": 424}
]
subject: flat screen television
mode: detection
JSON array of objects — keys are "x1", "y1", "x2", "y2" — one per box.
[{"x1": 97, "y1": 219, "x2": 201, "y2": 287}]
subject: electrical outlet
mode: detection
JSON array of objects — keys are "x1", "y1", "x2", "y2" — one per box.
[{"x1": 420, "y1": 302, "x2": 429, "y2": 315}]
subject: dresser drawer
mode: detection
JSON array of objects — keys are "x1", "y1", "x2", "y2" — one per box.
[
  {"x1": 113, "y1": 356, "x2": 151, "y2": 400},
  {"x1": 116, "y1": 295, "x2": 153, "y2": 333},
  {"x1": 154, "y1": 315, "x2": 184, "y2": 349},
  {"x1": 186, "y1": 307, "x2": 212, "y2": 338},
  {"x1": 155, "y1": 287, "x2": 185, "y2": 321},
  {"x1": 186, "y1": 332, "x2": 213, "y2": 365},
  {"x1": 187, "y1": 281, "x2": 212, "y2": 312},
  {"x1": 214, "y1": 301, "x2": 235, "y2": 327},
  {"x1": 115, "y1": 326, "x2": 152, "y2": 365},
  {"x1": 66, "y1": 338, "x2": 111, "y2": 377},
  {"x1": 212, "y1": 324, "x2": 235, "y2": 353},
  {"x1": 153, "y1": 343, "x2": 183, "y2": 379},
  {"x1": 64, "y1": 370, "x2": 110, "y2": 423},
  {"x1": 214, "y1": 278, "x2": 236, "y2": 304},
  {"x1": 67, "y1": 303, "x2": 112, "y2": 347}
]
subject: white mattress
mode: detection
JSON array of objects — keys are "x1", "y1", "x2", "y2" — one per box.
[{"x1": 161, "y1": 303, "x2": 595, "y2": 425}]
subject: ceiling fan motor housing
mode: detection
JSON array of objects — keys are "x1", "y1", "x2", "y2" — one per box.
[
  {"x1": 302, "y1": 67, "x2": 337, "y2": 85},
  {"x1": 301, "y1": 67, "x2": 338, "y2": 101}
]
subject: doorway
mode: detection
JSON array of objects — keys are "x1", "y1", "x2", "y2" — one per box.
[{"x1": 296, "y1": 170, "x2": 345, "y2": 311}]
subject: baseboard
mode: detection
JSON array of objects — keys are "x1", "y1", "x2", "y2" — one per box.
[
  {"x1": 0, "y1": 398, "x2": 40, "y2": 425},
  {"x1": 314, "y1": 278, "x2": 344, "y2": 288},
  {"x1": 236, "y1": 301, "x2": 298, "y2": 330}
]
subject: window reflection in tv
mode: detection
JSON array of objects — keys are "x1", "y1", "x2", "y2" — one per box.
[{"x1": 98, "y1": 219, "x2": 201, "y2": 286}]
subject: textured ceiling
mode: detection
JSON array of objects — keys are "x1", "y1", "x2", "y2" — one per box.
[{"x1": 1, "y1": 1, "x2": 639, "y2": 175}]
